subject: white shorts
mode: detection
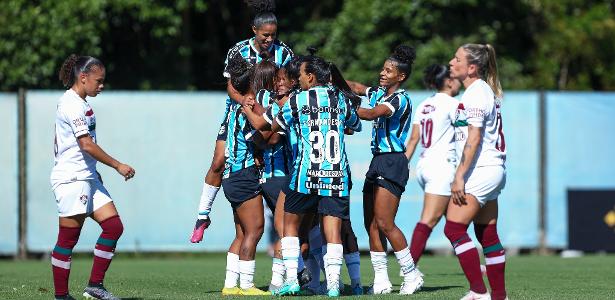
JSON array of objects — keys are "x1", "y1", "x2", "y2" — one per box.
[
  {"x1": 464, "y1": 165, "x2": 506, "y2": 206},
  {"x1": 416, "y1": 159, "x2": 456, "y2": 196},
  {"x1": 53, "y1": 179, "x2": 113, "y2": 217}
]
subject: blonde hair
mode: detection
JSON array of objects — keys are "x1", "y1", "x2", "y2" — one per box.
[{"x1": 462, "y1": 43, "x2": 503, "y2": 98}]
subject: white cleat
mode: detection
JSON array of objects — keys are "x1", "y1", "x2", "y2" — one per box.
[
  {"x1": 460, "y1": 290, "x2": 491, "y2": 300},
  {"x1": 367, "y1": 281, "x2": 393, "y2": 294},
  {"x1": 399, "y1": 269, "x2": 424, "y2": 295}
]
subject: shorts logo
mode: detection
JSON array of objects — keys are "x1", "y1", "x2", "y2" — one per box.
[{"x1": 79, "y1": 194, "x2": 88, "y2": 205}]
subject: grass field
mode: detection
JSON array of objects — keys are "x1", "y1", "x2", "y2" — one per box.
[{"x1": 1, "y1": 253, "x2": 614, "y2": 299}]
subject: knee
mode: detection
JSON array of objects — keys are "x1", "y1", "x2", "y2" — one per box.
[
  {"x1": 374, "y1": 216, "x2": 395, "y2": 235},
  {"x1": 101, "y1": 215, "x2": 124, "y2": 238},
  {"x1": 421, "y1": 215, "x2": 443, "y2": 229},
  {"x1": 475, "y1": 223, "x2": 499, "y2": 245},
  {"x1": 444, "y1": 220, "x2": 468, "y2": 241}
]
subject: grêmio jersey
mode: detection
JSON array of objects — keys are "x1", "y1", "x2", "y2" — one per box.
[
  {"x1": 256, "y1": 89, "x2": 291, "y2": 180},
  {"x1": 365, "y1": 86, "x2": 412, "y2": 154}
]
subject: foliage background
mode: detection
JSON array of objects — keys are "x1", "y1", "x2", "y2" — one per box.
[{"x1": 1, "y1": 0, "x2": 614, "y2": 91}]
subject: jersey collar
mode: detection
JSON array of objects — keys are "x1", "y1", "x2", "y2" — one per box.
[{"x1": 249, "y1": 37, "x2": 275, "y2": 55}]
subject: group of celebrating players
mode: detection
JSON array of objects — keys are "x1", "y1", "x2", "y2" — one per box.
[{"x1": 49, "y1": 1, "x2": 507, "y2": 300}]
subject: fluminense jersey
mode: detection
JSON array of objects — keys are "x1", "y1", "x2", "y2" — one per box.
[
  {"x1": 224, "y1": 104, "x2": 256, "y2": 177},
  {"x1": 365, "y1": 87, "x2": 412, "y2": 154},
  {"x1": 413, "y1": 92, "x2": 466, "y2": 163},
  {"x1": 50, "y1": 89, "x2": 98, "y2": 189},
  {"x1": 455, "y1": 79, "x2": 506, "y2": 167},
  {"x1": 256, "y1": 89, "x2": 291, "y2": 179},
  {"x1": 275, "y1": 86, "x2": 362, "y2": 197}
]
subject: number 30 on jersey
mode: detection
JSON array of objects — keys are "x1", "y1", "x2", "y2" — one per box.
[{"x1": 309, "y1": 130, "x2": 341, "y2": 164}]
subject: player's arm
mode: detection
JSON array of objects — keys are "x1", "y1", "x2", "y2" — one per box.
[
  {"x1": 404, "y1": 124, "x2": 420, "y2": 160},
  {"x1": 227, "y1": 79, "x2": 249, "y2": 106},
  {"x1": 451, "y1": 125, "x2": 482, "y2": 205},
  {"x1": 346, "y1": 80, "x2": 368, "y2": 96},
  {"x1": 77, "y1": 134, "x2": 135, "y2": 181},
  {"x1": 357, "y1": 104, "x2": 392, "y2": 121},
  {"x1": 243, "y1": 102, "x2": 272, "y2": 131}
]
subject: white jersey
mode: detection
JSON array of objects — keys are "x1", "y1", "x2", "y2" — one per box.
[
  {"x1": 412, "y1": 93, "x2": 463, "y2": 163},
  {"x1": 50, "y1": 89, "x2": 98, "y2": 189},
  {"x1": 456, "y1": 79, "x2": 506, "y2": 168}
]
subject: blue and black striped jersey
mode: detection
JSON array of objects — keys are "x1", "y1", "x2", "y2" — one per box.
[
  {"x1": 223, "y1": 103, "x2": 255, "y2": 177},
  {"x1": 256, "y1": 89, "x2": 291, "y2": 180},
  {"x1": 223, "y1": 38, "x2": 294, "y2": 79},
  {"x1": 275, "y1": 86, "x2": 362, "y2": 197},
  {"x1": 366, "y1": 87, "x2": 412, "y2": 154}
]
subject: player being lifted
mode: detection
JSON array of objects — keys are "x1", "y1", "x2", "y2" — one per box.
[
  {"x1": 404, "y1": 64, "x2": 464, "y2": 265},
  {"x1": 190, "y1": 0, "x2": 293, "y2": 242},
  {"x1": 446, "y1": 44, "x2": 507, "y2": 300},
  {"x1": 347, "y1": 45, "x2": 424, "y2": 295},
  {"x1": 51, "y1": 55, "x2": 135, "y2": 300}
]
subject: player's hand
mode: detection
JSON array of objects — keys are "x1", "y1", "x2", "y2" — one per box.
[
  {"x1": 243, "y1": 95, "x2": 255, "y2": 108},
  {"x1": 116, "y1": 163, "x2": 135, "y2": 181},
  {"x1": 451, "y1": 176, "x2": 466, "y2": 206}
]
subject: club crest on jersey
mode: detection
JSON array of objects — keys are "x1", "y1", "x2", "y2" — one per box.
[
  {"x1": 453, "y1": 103, "x2": 469, "y2": 127},
  {"x1": 422, "y1": 104, "x2": 436, "y2": 114},
  {"x1": 79, "y1": 194, "x2": 88, "y2": 205}
]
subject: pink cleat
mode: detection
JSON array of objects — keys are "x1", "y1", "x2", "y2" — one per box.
[{"x1": 190, "y1": 217, "x2": 211, "y2": 243}]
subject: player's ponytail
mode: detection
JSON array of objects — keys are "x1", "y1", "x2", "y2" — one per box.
[
  {"x1": 329, "y1": 63, "x2": 361, "y2": 108},
  {"x1": 58, "y1": 54, "x2": 104, "y2": 89},
  {"x1": 462, "y1": 43, "x2": 503, "y2": 98},
  {"x1": 388, "y1": 45, "x2": 416, "y2": 82},
  {"x1": 245, "y1": 0, "x2": 277, "y2": 28},
  {"x1": 423, "y1": 64, "x2": 450, "y2": 91}
]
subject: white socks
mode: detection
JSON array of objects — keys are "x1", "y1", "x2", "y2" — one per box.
[
  {"x1": 370, "y1": 251, "x2": 390, "y2": 284},
  {"x1": 323, "y1": 243, "x2": 343, "y2": 291},
  {"x1": 271, "y1": 257, "x2": 285, "y2": 287},
  {"x1": 394, "y1": 247, "x2": 417, "y2": 278},
  {"x1": 239, "y1": 260, "x2": 256, "y2": 289},
  {"x1": 224, "y1": 252, "x2": 240, "y2": 288},
  {"x1": 197, "y1": 183, "x2": 219, "y2": 219},
  {"x1": 281, "y1": 237, "x2": 300, "y2": 283},
  {"x1": 344, "y1": 251, "x2": 362, "y2": 287}
]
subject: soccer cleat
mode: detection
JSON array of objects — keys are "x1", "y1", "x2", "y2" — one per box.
[
  {"x1": 268, "y1": 283, "x2": 281, "y2": 293},
  {"x1": 327, "y1": 288, "x2": 340, "y2": 297},
  {"x1": 326, "y1": 279, "x2": 341, "y2": 297},
  {"x1": 55, "y1": 294, "x2": 76, "y2": 300},
  {"x1": 367, "y1": 281, "x2": 393, "y2": 294},
  {"x1": 190, "y1": 217, "x2": 211, "y2": 243},
  {"x1": 351, "y1": 283, "x2": 363, "y2": 295},
  {"x1": 298, "y1": 267, "x2": 312, "y2": 289},
  {"x1": 399, "y1": 269, "x2": 424, "y2": 295},
  {"x1": 83, "y1": 285, "x2": 120, "y2": 300},
  {"x1": 273, "y1": 280, "x2": 301, "y2": 296},
  {"x1": 239, "y1": 286, "x2": 270, "y2": 296},
  {"x1": 460, "y1": 290, "x2": 492, "y2": 300},
  {"x1": 221, "y1": 286, "x2": 241, "y2": 295}
]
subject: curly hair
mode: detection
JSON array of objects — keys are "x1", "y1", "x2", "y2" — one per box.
[
  {"x1": 245, "y1": 0, "x2": 277, "y2": 28},
  {"x1": 227, "y1": 53, "x2": 253, "y2": 94},
  {"x1": 388, "y1": 45, "x2": 416, "y2": 81}
]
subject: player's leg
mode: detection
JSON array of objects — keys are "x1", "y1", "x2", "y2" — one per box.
[
  {"x1": 85, "y1": 182, "x2": 123, "y2": 300},
  {"x1": 190, "y1": 139, "x2": 226, "y2": 243},
  {"x1": 363, "y1": 182, "x2": 391, "y2": 294},
  {"x1": 222, "y1": 212, "x2": 243, "y2": 295},
  {"x1": 474, "y1": 200, "x2": 506, "y2": 300},
  {"x1": 305, "y1": 221, "x2": 323, "y2": 294},
  {"x1": 297, "y1": 212, "x2": 314, "y2": 287},
  {"x1": 341, "y1": 219, "x2": 362, "y2": 295},
  {"x1": 52, "y1": 182, "x2": 88, "y2": 300},
  {"x1": 263, "y1": 180, "x2": 284, "y2": 291},
  {"x1": 410, "y1": 193, "x2": 449, "y2": 264},
  {"x1": 320, "y1": 214, "x2": 343, "y2": 297},
  {"x1": 444, "y1": 194, "x2": 488, "y2": 298},
  {"x1": 235, "y1": 195, "x2": 267, "y2": 295}
]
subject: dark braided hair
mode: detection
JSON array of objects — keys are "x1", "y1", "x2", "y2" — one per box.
[
  {"x1": 423, "y1": 64, "x2": 450, "y2": 90},
  {"x1": 388, "y1": 45, "x2": 416, "y2": 82},
  {"x1": 245, "y1": 0, "x2": 277, "y2": 28},
  {"x1": 227, "y1": 53, "x2": 254, "y2": 94},
  {"x1": 58, "y1": 54, "x2": 104, "y2": 88}
]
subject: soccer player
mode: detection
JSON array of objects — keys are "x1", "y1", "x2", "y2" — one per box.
[
  {"x1": 51, "y1": 55, "x2": 135, "y2": 300},
  {"x1": 446, "y1": 44, "x2": 507, "y2": 300},
  {"x1": 217, "y1": 53, "x2": 271, "y2": 296},
  {"x1": 347, "y1": 45, "x2": 424, "y2": 295},
  {"x1": 404, "y1": 64, "x2": 464, "y2": 264},
  {"x1": 190, "y1": 0, "x2": 293, "y2": 242},
  {"x1": 264, "y1": 55, "x2": 362, "y2": 297}
]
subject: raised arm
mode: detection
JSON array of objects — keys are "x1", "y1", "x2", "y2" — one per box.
[{"x1": 346, "y1": 80, "x2": 368, "y2": 96}]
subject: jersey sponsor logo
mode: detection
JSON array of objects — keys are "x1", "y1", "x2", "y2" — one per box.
[
  {"x1": 455, "y1": 131, "x2": 466, "y2": 141},
  {"x1": 372, "y1": 121, "x2": 385, "y2": 129},
  {"x1": 72, "y1": 117, "x2": 86, "y2": 127},
  {"x1": 306, "y1": 169, "x2": 344, "y2": 178},
  {"x1": 466, "y1": 107, "x2": 486, "y2": 118},
  {"x1": 422, "y1": 104, "x2": 436, "y2": 114},
  {"x1": 301, "y1": 105, "x2": 344, "y2": 115},
  {"x1": 305, "y1": 181, "x2": 344, "y2": 191},
  {"x1": 305, "y1": 119, "x2": 340, "y2": 127}
]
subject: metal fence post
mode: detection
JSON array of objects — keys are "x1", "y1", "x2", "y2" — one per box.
[
  {"x1": 539, "y1": 90, "x2": 548, "y2": 255},
  {"x1": 17, "y1": 88, "x2": 27, "y2": 259}
]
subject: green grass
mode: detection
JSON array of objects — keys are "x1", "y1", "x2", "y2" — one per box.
[{"x1": 1, "y1": 253, "x2": 614, "y2": 299}]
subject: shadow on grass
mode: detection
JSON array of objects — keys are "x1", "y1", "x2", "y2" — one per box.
[{"x1": 420, "y1": 285, "x2": 463, "y2": 292}]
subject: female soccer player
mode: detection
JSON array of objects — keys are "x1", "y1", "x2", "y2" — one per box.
[
  {"x1": 218, "y1": 54, "x2": 271, "y2": 296},
  {"x1": 347, "y1": 45, "x2": 423, "y2": 295},
  {"x1": 446, "y1": 44, "x2": 507, "y2": 300},
  {"x1": 264, "y1": 55, "x2": 362, "y2": 297},
  {"x1": 404, "y1": 64, "x2": 464, "y2": 264},
  {"x1": 51, "y1": 55, "x2": 135, "y2": 300},
  {"x1": 190, "y1": 0, "x2": 293, "y2": 242}
]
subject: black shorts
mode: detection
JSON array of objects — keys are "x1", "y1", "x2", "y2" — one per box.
[
  {"x1": 222, "y1": 166, "x2": 261, "y2": 209},
  {"x1": 261, "y1": 176, "x2": 288, "y2": 212},
  {"x1": 284, "y1": 190, "x2": 350, "y2": 219},
  {"x1": 363, "y1": 152, "x2": 409, "y2": 198}
]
